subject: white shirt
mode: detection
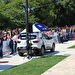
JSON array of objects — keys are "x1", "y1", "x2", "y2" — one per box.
[{"x1": 2, "y1": 40, "x2": 11, "y2": 52}]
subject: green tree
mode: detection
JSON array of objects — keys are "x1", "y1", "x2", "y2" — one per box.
[
  {"x1": 1, "y1": 0, "x2": 75, "y2": 29},
  {"x1": 55, "y1": 0, "x2": 75, "y2": 26},
  {"x1": 0, "y1": 0, "x2": 25, "y2": 29},
  {"x1": 29, "y1": 0, "x2": 57, "y2": 26}
]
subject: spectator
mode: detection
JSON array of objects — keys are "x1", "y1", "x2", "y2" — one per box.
[
  {"x1": 9, "y1": 39, "x2": 14, "y2": 55},
  {"x1": 11, "y1": 32, "x2": 19, "y2": 55},
  {"x1": 59, "y1": 32, "x2": 64, "y2": 43},
  {"x1": 53, "y1": 30, "x2": 59, "y2": 43},
  {"x1": 7, "y1": 32, "x2": 12, "y2": 54},
  {"x1": 0, "y1": 33, "x2": 3, "y2": 58}
]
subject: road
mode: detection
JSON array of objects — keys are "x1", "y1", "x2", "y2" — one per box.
[{"x1": 52, "y1": 40, "x2": 75, "y2": 55}]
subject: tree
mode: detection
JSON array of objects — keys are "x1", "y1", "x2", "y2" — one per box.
[
  {"x1": 0, "y1": 0, "x2": 75, "y2": 29},
  {"x1": 29, "y1": 0, "x2": 57, "y2": 26},
  {"x1": 55, "y1": 0, "x2": 75, "y2": 26},
  {"x1": 0, "y1": 0, "x2": 25, "y2": 29}
]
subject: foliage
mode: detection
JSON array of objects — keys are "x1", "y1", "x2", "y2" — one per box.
[
  {"x1": 29, "y1": 0, "x2": 57, "y2": 26},
  {"x1": 55, "y1": 0, "x2": 75, "y2": 26},
  {"x1": 0, "y1": 0, "x2": 75, "y2": 29},
  {"x1": 0, "y1": 0, "x2": 24, "y2": 29}
]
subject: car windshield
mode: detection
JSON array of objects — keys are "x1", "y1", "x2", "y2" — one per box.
[{"x1": 19, "y1": 34, "x2": 37, "y2": 40}]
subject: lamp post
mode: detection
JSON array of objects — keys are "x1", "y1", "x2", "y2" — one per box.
[{"x1": 25, "y1": 0, "x2": 30, "y2": 58}]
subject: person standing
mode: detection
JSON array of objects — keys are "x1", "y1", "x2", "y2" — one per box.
[
  {"x1": 11, "y1": 32, "x2": 19, "y2": 55},
  {"x1": 2, "y1": 32, "x2": 11, "y2": 55},
  {"x1": 53, "y1": 30, "x2": 59, "y2": 43},
  {"x1": 59, "y1": 32, "x2": 64, "y2": 43},
  {"x1": 7, "y1": 33, "x2": 12, "y2": 54},
  {"x1": 0, "y1": 36, "x2": 3, "y2": 58},
  {"x1": 9, "y1": 39, "x2": 14, "y2": 55}
]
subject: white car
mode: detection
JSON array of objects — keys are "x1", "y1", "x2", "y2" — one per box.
[{"x1": 17, "y1": 32, "x2": 55, "y2": 56}]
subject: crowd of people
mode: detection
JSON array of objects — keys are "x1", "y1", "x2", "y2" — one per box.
[
  {"x1": 44, "y1": 25, "x2": 75, "y2": 44},
  {"x1": 0, "y1": 29, "x2": 23, "y2": 58},
  {"x1": 0, "y1": 26, "x2": 75, "y2": 58},
  {"x1": 48, "y1": 25, "x2": 75, "y2": 43}
]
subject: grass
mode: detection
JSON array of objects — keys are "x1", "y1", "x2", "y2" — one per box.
[
  {"x1": 0, "y1": 55, "x2": 67, "y2": 75},
  {"x1": 68, "y1": 45, "x2": 75, "y2": 48}
]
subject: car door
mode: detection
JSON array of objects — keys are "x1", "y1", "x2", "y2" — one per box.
[
  {"x1": 43, "y1": 34, "x2": 53, "y2": 49},
  {"x1": 47, "y1": 36, "x2": 54, "y2": 49},
  {"x1": 42, "y1": 34, "x2": 51, "y2": 49}
]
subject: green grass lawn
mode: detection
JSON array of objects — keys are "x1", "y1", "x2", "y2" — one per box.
[
  {"x1": 68, "y1": 45, "x2": 75, "y2": 48},
  {"x1": 0, "y1": 55, "x2": 67, "y2": 75}
]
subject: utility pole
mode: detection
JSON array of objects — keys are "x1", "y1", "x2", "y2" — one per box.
[{"x1": 25, "y1": 0, "x2": 30, "y2": 58}]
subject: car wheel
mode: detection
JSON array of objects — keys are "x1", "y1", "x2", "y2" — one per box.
[
  {"x1": 40, "y1": 46, "x2": 45, "y2": 55},
  {"x1": 50, "y1": 44, "x2": 55, "y2": 52},
  {"x1": 18, "y1": 52, "x2": 24, "y2": 56}
]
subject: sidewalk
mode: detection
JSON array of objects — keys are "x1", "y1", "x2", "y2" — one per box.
[
  {"x1": 55, "y1": 40, "x2": 75, "y2": 55},
  {"x1": 0, "y1": 54, "x2": 40, "y2": 71},
  {"x1": 42, "y1": 40, "x2": 75, "y2": 75},
  {"x1": 0, "y1": 55, "x2": 30, "y2": 71},
  {"x1": 42, "y1": 55, "x2": 75, "y2": 75}
]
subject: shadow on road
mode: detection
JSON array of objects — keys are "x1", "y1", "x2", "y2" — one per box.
[
  {"x1": 0, "y1": 65, "x2": 16, "y2": 71},
  {"x1": 45, "y1": 51, "x2": 60, "y2": 55}
]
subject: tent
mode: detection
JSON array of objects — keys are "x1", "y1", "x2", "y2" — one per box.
[
  {"x1": 21, "y1": 29, "x2": 26, "y2": 33},
  {"x1": 33, "y1": 23, "x2": 49, "y2": 32},
  {"x1": 21, "y1": 23, "x2": 49, "y2": 33}
]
